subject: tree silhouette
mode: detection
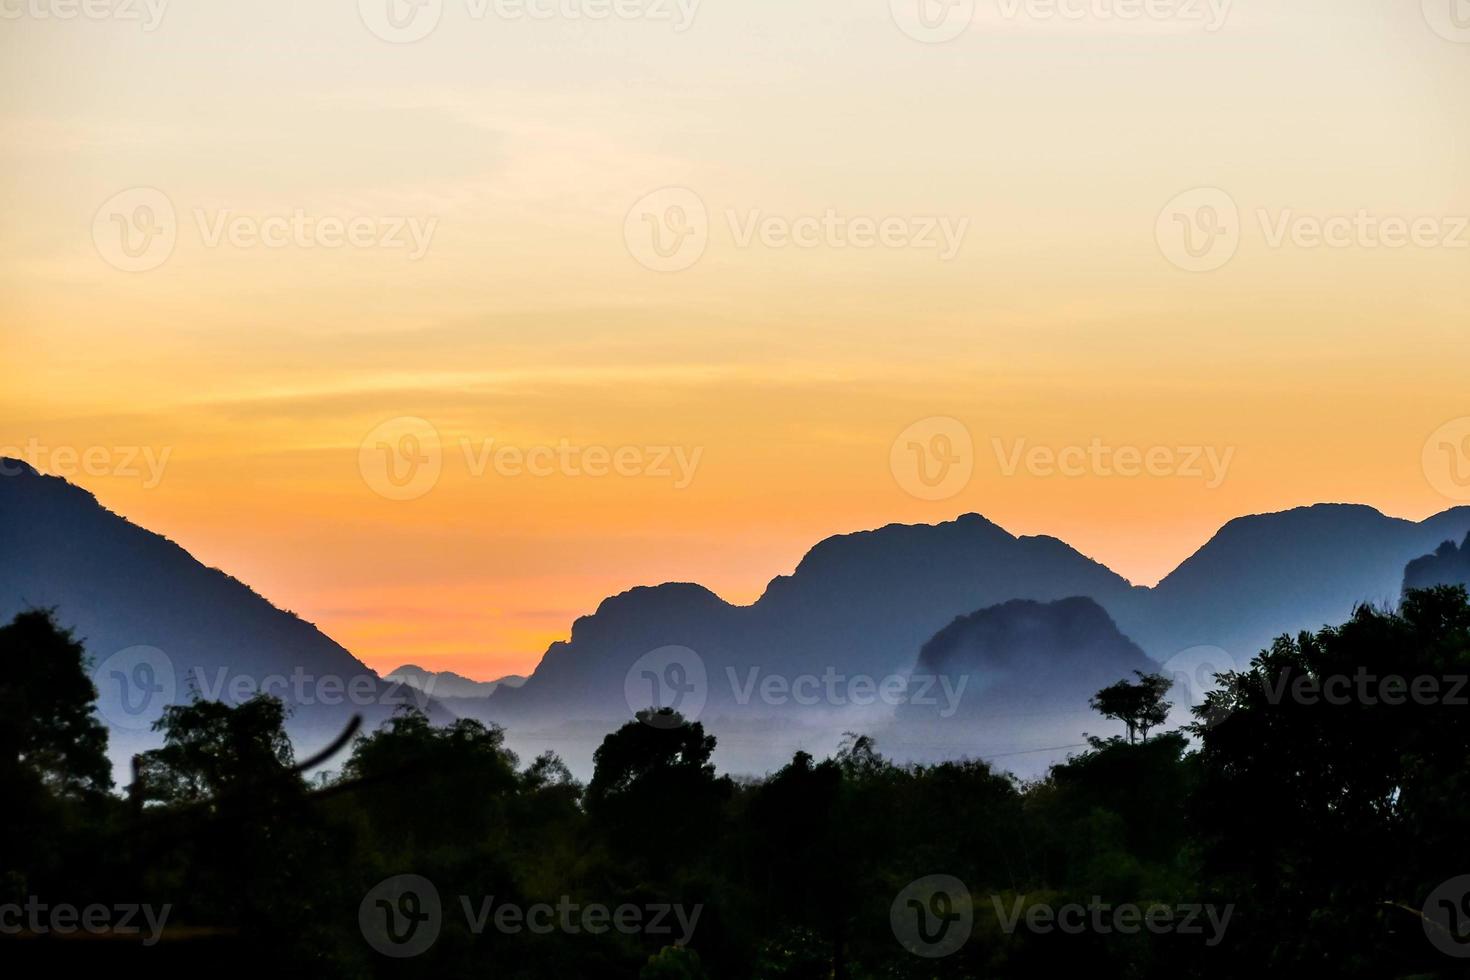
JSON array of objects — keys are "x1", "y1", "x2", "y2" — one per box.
[
  {"x1": 130, "y1": 693, "x2": 296, "y2": 806},
  {"x1": 588, "y1": 708, "x2": 731, "y2": 878},
  {"x1": 0, "y1": 609, "x2": 112, "y2": 797},
  {"x1": 1090, "y1": 670, "x2": 1173, "y2": 743}
]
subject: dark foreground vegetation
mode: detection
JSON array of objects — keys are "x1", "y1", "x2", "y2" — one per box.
[{"x1": 4, "y1": 588, "x2": 1470, "y2": 977}]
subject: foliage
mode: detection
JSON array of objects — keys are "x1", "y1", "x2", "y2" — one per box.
[{"x1": 4, "y1": 591, "x2": 1469, "y2": 976}]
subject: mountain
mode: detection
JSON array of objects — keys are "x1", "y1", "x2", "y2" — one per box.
[
  {"x1": 887, "y1": 596, "x2": 1159, "y2": 766},
  {"x1": 386, "y1": 664, "x2": 526, "y2": 698},
  {"x1": 1404, "y1": 532, "x2": 1470, "y2": 593},
  {"x1": 1140, "y1": 503, "x2": 1470, "y2": 670},
  {"x1": 485, "y1": 504, "x2": 1470, "y2": 725},
  {"x1": 0, "y1": 459, "x2": 443, "y2": 779},
  {"x1": 10, "y1": 455, "x2": 1470, "y2": 779},
  {"x1": 485, "y1": 514, "x2": 1145, "y2": 723},
  {"x1": 908, "y1": 596, "x2": 1156, "y2": 713}
]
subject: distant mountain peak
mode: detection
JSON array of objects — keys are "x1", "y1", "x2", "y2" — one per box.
[{"x1": 384, "y1": 664, "x2": 527, "y2": 698}]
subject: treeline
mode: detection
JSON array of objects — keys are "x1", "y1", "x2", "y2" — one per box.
[{"x1": 4, "y1": 588, "x2": 1470, "y2": 977}]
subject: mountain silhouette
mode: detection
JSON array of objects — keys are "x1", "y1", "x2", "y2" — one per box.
[
  {"x1": 489, "y1": 514, "x2": 1143, "y2": 723},
  {"x1": 1139, "y1": 503, "x2": 1470, "y2": 667},
  {"x1": 910, "y1": 596, "x2": 1156, "y2": 711},
  {"x1": 887, "y1": 596, "x2": 1158, "y2": 764},
  {"x1": 9, "y1": 458, "x2": 1470, "y2": 777},
  {"x1": 1403, "y1": 532, "x2": 1470, "y2": 593},
  {"x1": 0, "y1": 459, "x2": 443, "y2": 779},
  {"x1": 486, "y1": 504, "x2": 1470, "y2": 721},
  {"x1": 386, "y1": 664, "x2": 526, "y2": 698}
]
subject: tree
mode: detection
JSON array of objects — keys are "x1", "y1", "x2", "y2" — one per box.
[
  {"x1": 587, "y1": 708, "x2": 731, "y2": 875},
  {"x1": 1190, "y1": 587, "x2": 1470, "y2": 973},
  {"x1": 1090, "y1": 671, "x2": 1173, "y2": 744},
  {"x1": 130, "y1": 693, "x2": 296, "y2": 806},
  {"x1": 0, "y1": 609, "x2": 112, "y2": 797},
  {"x1": 339, "y1": 706, "x2": 521, "y2": 846}
]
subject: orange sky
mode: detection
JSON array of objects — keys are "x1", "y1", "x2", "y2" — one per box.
[{"x1": 4, "y1": 0, "x2": 1469, "y2": 678}]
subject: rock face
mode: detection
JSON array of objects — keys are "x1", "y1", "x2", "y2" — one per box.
[{"x1": 1404, "y1": 533, "x2": 1470, "y2": 594}]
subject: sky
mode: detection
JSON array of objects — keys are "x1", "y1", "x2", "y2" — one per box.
[{"x1": 3, "y1": 0, "x2": 1469, "y2": 679}]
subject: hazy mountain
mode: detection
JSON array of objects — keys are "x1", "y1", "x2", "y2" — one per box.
[
  {"x1": 386, "y1": 664, "x2": 526, "y2": 698},
  {"x1": 886, "y1": 596, "x2": 1159, "y2": 768},
  {"x1": 488, "y1": 505, "x2": 1470, "y2": 724},
  {"x1": 1404, "y1": 532, "x2": 1470, "y2": 593},
  {"x1": 908, "y1": 596, "x2": 1156, "y2": 713},
  {"x1": 10, "y1": 456, "x2": 1470, "y2": 780},
  {"x1": 0, "y1": 459, "x2": 442, "y2": 779},
  {"x1": 487, "y1": 514, "x2": 1144, "y2": 723},
  {"x1": 1140, "y1": 503, "x2": 1470, "y2": 670}
]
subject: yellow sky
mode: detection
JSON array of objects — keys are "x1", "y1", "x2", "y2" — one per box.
[{"x1": 4, "y1": 0, "x2": 1469, "y2": 677}]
